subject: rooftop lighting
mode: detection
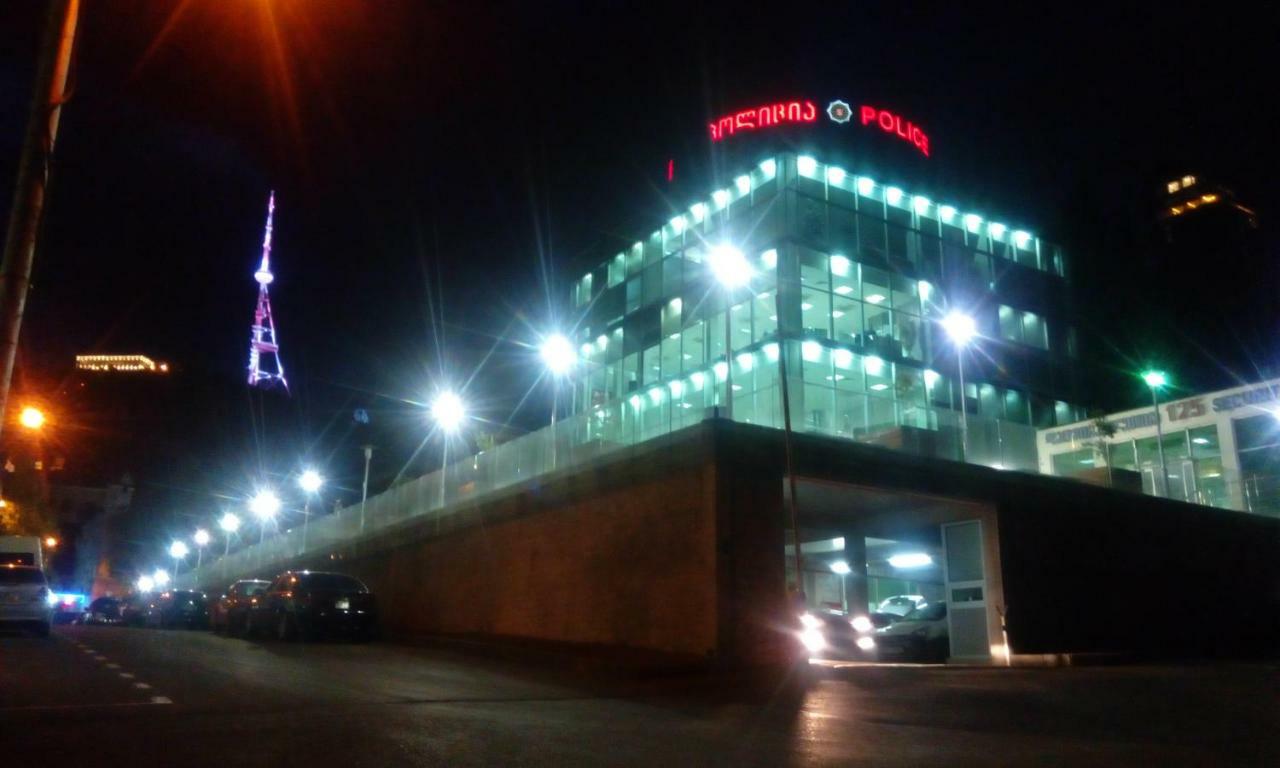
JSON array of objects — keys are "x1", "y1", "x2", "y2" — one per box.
[
  {"x1": 1013, "y1": 230, "x2": 1032, "y2": 249},
  {"x1": 826, "y1": 166, "x2": 846, "y2": 184},
  {"x1": 913, "y1": 195, "x2": 931, "y2": 215},
  {"x1": 885, "y1": 186, "x2": 904, "y2": 205},
  {"x1": 735, "y1": 175, "x2": 751, "y2": 195},
  {"x1": 796, "y1": 155, "x2": 818, "y2": 176},
  {"x1": 857, "y1": 177, "x2": 875, "y2": 196},
  {"x1": 963, "y1": 213, "x2": 983, "y2": 233},
  {"x1": 938, "y1": 204, "x2": 957, "y2": 222}
]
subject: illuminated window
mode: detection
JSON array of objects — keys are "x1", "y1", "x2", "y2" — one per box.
[
  {"x1": 1167, "y1": 180, "x2": 1180, "y2": 194},
  {"x1": 1201, "y1": 193, "x2": 1218, "y2": 203},
  {"x1": 1182, "y1": 175, "x2": 1195, "y2": 187}
]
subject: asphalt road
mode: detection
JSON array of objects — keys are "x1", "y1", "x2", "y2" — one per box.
[{"x1": 1, "y1": 625, "x2": 1276, "y2": 766}]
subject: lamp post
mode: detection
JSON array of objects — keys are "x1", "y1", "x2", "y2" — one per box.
[
  {"x1": 219, "y1": 512, "x2": 240, "y2": 558},
  {"x1": 248, "y1": 489, "x2": 281, "y2": 545},
  {"x1": 193, "y1": 528, "x2": 210, "y2": 571},
  {"x1": 298, "y1": 468, "x2": 323, "y2": 551},
  {"x1": 830, "y1": 560, "x2": 852, "y2": 612},
  {"x1": 358, "y1": 445, "x2": 373, "y2": 533},
  {"x1": 708, "y1": 244, "x2": 752, "y2": 419},
  {"x1": 152, "y1": 568, "x2": 170, "y2": 589},
  {"x1": 168, "y1": 540, "x2": 188, "y2": 579},
  {"x1": 430, "y1": 390, "x2": 466, "y2": 511},
  {"x1": 1142, "y1": 370, "x2": 1170, "y2": 497},
  {"x1": 941, "y1": 311, "x2": 977, "y2": 462},
  {"x1": 539, "y1": 333, "x2": 577, "y2": 469}
]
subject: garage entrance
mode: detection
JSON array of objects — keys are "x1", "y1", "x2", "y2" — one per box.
[{"x1": 784, "y1": 479, "x2": 1006, "y2": 664}]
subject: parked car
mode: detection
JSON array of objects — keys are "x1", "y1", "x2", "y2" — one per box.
[
  {"x1": 144, "y1": 590, "x2": 209, "y2": 629},
  {"x1": 211, "y1": 579, "x2": 270, "y2": 635},
  {"x1": 84, "y1": 596, "x2": 124, "y2": 625},
  {"x1": 0, "y1": 564, "x2": 52, "y2": 636},
  {"x1": 872, "y1": 601, "x2": 949, "y2": 662},
  {"x1": 246, "y1": 571, "x2": 377, "y2": 641},
  {"x1": 876, "y1": 595, "x2": 927, "y2": 618},
  {"x1": 50, "y1": 592, "x2": 87, "y2": 624},
  {"x1": 120, "y1": 594, "x2": 151, "y2": 627}
]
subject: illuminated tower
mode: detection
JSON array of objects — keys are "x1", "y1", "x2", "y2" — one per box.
[{"x1": 246, "y1": 192, "x2": 288, "y2": 391}]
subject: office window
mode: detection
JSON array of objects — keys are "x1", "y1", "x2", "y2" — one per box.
[
  {"x1": 575, "y1": 274, "x2": 593, "y2": 307},
  {"x1": 999, "y1": 304, "x2": 1049, "y2": 350},
  {"x1": 608, "y1": 253, "x2": 626, "y2": 287}
]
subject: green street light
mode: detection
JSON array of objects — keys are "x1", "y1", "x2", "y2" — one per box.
[{"x1": 1140, "y1": 369, "x2": 1170, "y2": 497}]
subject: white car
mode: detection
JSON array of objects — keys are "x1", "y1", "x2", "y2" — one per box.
[
  {"x1": 876, "y1": 595, "x2": 927, "y2": 617},
  {"x1": 872, "y1": 602, "x2": 948, "y2": 662},
  {"x1": 0, "y1": 565, "x2": 53, "y2": 636}
]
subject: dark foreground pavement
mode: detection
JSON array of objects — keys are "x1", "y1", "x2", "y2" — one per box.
[{"x1": 1, "y1": 625, "x2": 1276, "y2": 766}]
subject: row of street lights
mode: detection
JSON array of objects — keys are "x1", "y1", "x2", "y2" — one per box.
[{"x1": 135, "y1": 386, "x2": 475, "y2": 594}]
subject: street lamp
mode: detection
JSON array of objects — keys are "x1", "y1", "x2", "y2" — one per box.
[
  {"x1": 540, "y1": 333, "x2": 577, "y2": 469},
  {"x1": 1141, "y1": 370, "x2": 1170, "y2": 497},
  {"x1": 298, "y1": 468, "x2": 323, "y2": 550},
  {"x1": 136, "y1": 575, "x2": 155, "y2": 593},
  {"x1": 431, "y1": 390, "x2": 467, "y2": 510},
  {"x1": 43, "y1": 535, "x2": 57, "y2": 549},
  {"x1": 941, "y1": 311, "x2": 978, "y2": 462},
  {"x1": 193, "y1": 528, "x2": 210, "y2": 570},
  {"x1": 18, "y1": 405, "x2": 45, "y2": 430},
  {"x1": 152, "y1": 568, "x2": 170, "y2": 589},
  {"x1": 248, "y1": 489, "x2": 281, "y2": 545},
  {"x1": 217, "y1": 512, "x2": 240, "y2": 555},
  {"x1": 707, "y1": 244, "x2": 752, "y2": 419},
  {"x1": 168, "y1": 540, "x2": 188, "y2": 578}
]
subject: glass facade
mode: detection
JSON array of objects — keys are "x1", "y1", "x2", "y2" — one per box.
[{"x1": 568, "y1": 153, "x2": 1084, "y2": 470}]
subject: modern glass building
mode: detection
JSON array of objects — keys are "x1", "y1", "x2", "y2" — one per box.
[
  {"x1": 566, "y1": 152, "x2": 1087, "y2": 470},
  {"x1": 1039, "y1": 377, "x2": 1280, "y2": 516}
]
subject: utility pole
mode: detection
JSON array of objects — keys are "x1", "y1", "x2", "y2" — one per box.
[{"x1": 0, "y1": 0, "x2": 81, "y2": 442}]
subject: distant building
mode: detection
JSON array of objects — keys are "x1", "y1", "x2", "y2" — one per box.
[
  {"x1": 75, "y1": 354, "x2": 170, "y2": 373},
  {"x1": 1038, "y1": 377, "x2": 1280, "y2": 516}
]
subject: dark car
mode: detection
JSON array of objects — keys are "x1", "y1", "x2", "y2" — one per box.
[
  {"x1": 211, "y1": 579, "x2": 270, "y2": 635},
  {"x1": 84, "y1": 596, "x2": 124, "y2": 625},
  {"x1": 120, "y1": 594, "x2": 151, "y2": 627},
  {"x1": 246, "y1": 571, "x2": 377, "y2": 641},
  {"x1": 144, "y1": 590, "x2": 209, "y2": 629}
]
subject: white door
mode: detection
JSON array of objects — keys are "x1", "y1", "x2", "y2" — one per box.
[{"x1": 942, "y1": 520, "x2": 990, "y2": 662}]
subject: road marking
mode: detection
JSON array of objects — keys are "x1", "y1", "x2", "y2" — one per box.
[
  {"x1": 150, "y1": 696, "x2": 173, "y2": 705},
  {"x1": 105, "y1": 663, "x2": 121, "y2": 669},
  {"x1": 119, "y1": 673, "x2": 134, "y2": 679},
  {"x1": 133, "y1": 682, "x2": 151, "y2": 690}
]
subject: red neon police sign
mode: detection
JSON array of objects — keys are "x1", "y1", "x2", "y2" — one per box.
[
  {"x1": 708, "y1": 97, "x2": 931, "y2": 158},
  {"x1": 859, "y1": 104, "x2": 929, "y2": 157},
  {"x1": 708, "y1": 100, "x2": 818, "y2": 141}
]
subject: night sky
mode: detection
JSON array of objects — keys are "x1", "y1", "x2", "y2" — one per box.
[{"x1": 2, "y1": 2, "x2": 1277, "y2": 541}]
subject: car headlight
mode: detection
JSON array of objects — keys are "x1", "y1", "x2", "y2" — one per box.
[
  {"x1": 856, "y1": 636, "x2": 876, "y2": 651},
  {"x1": 799, "y1": 627, "x2": 826, "y2": 653},
  {"x1": 45, "y1": 591, "x2": 58, "y2": 607},
  {"x1": 850, "y1": 615, "x2": 873, "y2": 634},
  {"x1": 799, "y1": 612, "x2": 822, "y2": 629}
]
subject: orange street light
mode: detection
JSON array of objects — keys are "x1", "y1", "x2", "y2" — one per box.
[
  {"x1": 44, "y1": 536, "x2": 58, "y2": 548},
  {"x1": 19, "y1": 406, "x2": 45, "y2": 430}
]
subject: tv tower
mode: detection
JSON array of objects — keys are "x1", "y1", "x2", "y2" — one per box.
[{"x1": 246, "y1": 191, "x2": 288, "y2": 391}]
